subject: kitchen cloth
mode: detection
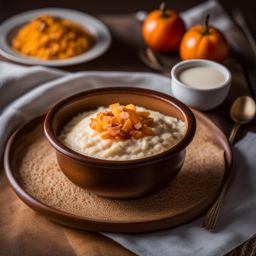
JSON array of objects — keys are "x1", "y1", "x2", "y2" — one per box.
[
  {"x1": 0, "y1": 62, "x2": 256, "y2": 256},
  {"x1": 0, "y1": 1, "x2": 255, "y2": 256}
]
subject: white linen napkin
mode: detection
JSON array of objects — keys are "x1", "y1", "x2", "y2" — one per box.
[
  {"x1": 0, "y1": 61, "x2": 255, "y2": 256},
  {"x1": 0, "y1": 61, "x2": 171, "y2": 158},
  {"x1": 107, "y1": 134, "x2": 256, "y2": 256},
  {"x1": 181, "y1": 0, "x2": 234, "y2": 31},
  {"x1": 0, "y1": 1, "x2": 255, "y2": 255}
]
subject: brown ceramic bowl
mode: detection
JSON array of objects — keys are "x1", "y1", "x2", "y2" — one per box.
[{"x1": 44, "y1": 87, "x2": 196, "y2": 199}]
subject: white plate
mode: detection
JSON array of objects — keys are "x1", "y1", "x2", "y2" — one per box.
[{"x1": 0, "y1": 8, "x2": 111, "y2": 66}]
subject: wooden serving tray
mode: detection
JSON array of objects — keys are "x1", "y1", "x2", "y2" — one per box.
[{"x1": 4, "y1": 110, "x2": 232, "y2": 233}]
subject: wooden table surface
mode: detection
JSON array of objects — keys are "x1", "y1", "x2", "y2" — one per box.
[{"x1": 0, "y1": 1, "x2": 256, "y2": 255}]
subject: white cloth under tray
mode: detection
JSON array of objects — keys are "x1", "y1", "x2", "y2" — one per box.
[
  {"x1": 0, "y1": 0, "x2": 255, "y2": 255},
  {"x1": 0, "y1": 61, "x2": 255, "y2": 256}
]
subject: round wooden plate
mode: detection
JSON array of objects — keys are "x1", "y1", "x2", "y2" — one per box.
[{"x1": 4, "y1": 110, "x2": 232, "y2": 233}]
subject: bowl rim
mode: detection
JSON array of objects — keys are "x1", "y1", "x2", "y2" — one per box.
[
  {"x1": 44, "y1": 87, "x2": 196, "y2": 167},
  {"x1": 171, "y1": 59, "x2": 232, "y2": 92}
]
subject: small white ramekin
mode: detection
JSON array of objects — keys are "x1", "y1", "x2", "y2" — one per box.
[{"x1": 171, "y1": 59, "x2": 231, "y2": 111}]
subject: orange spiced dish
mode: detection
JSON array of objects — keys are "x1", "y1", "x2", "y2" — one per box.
[{"x1": 12, "y1": 15, "x2": 95, "y2": 60}]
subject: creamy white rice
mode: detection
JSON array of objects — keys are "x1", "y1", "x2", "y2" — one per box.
[{"x1": 59, "y1": 107, "x2": 185, "y2": 160}]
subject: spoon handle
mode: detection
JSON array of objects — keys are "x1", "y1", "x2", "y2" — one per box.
[{"x1": 229, "y1": 123, "x2": 241, "y2": 144}]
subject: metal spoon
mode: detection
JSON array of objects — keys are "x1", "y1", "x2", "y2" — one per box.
[
  {"x1": 203, "y1": 95, "x2": 256, "y2": 230},
  {"x1": 229, "y1": 96, "x2": 256, "y2": 144}
]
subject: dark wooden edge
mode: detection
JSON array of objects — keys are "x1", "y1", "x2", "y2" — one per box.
[{"x1": 4, "y1": 110, "x2": 232, "y2": 233}]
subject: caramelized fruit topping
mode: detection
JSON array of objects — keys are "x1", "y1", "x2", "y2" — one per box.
[{"x1": 89, "y1": 103, "x2": 154, "y2": 140}]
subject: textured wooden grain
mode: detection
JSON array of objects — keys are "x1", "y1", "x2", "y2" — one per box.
[{"x1": 15, "y1": 114, "x2": 224, "y2": 225}]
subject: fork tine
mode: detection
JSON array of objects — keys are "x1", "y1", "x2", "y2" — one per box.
[{"x1": 202, "y1": 188, "x2": 228, "y2": 230}]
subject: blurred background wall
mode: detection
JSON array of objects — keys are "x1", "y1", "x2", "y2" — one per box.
[{"x1": 0, "y1": 0, "x2": 255, "y2": 34}]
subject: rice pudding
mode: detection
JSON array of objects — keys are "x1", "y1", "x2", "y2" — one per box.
[{"x1": 59, "y1": 104, "x2": 185, "y2": 160}]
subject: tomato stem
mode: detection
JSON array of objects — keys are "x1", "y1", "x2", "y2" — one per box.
[
  {"x1": 160, "y1": 2, "x2": 170, "y2": 18},
  {"x1": 202, "y1": 14, "x2": 210, "y2": 35}
]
